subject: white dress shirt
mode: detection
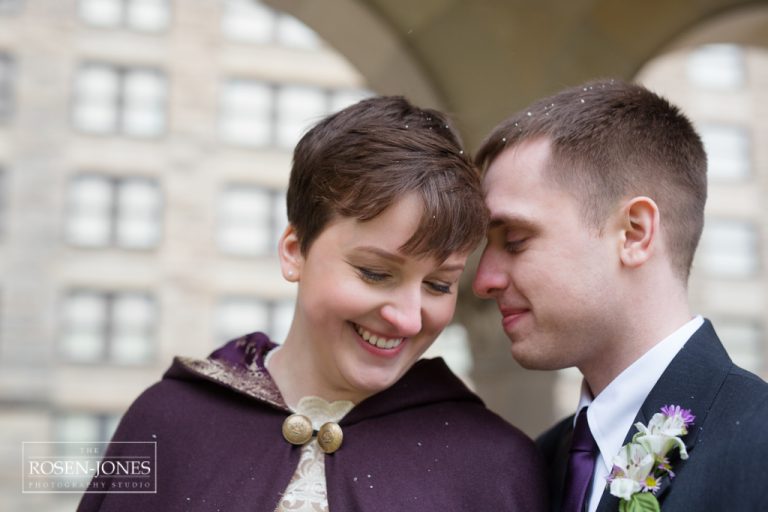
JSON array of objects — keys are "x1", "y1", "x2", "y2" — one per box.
[{"x1": 576, "y1": 315, "x2": 704, "y2": 512}]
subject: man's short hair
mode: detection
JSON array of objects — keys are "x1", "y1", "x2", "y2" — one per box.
[
  {"x1": 475, "y1": 79, "x2": 707, "y2": 281},
  {"x1": 288, "y1": 95, "x2": 487, "y2": 260}
]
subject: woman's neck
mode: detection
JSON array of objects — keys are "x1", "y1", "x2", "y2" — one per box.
[{"x1": 267, "y1": 333, "x2": 365, "y2": 408}]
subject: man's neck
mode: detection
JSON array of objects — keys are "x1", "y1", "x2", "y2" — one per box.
[{"x1": 582, "y1": 300, "x2": 692, "y2": 397}]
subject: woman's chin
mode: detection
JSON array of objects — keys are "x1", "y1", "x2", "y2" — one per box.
[{"x1": 343, "y1": 369, "x2": 403, "y2": 400}]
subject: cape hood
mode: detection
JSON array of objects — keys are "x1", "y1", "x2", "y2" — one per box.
[{"x1": 168, "y1": 331, "x2": 484, "y2": 423}]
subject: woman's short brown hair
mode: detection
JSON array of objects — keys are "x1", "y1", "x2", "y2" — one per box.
[{"x1": 287, "y1": 96, "x2": 487, "y2": 261}]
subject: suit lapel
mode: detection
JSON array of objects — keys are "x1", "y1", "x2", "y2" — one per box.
[
  {"x1": 595, "y1": 320, "x2": 732, "y2": 511},
  {"x1": 551, "y1": 427, "x2": 572, "y2": 512},
  {"x1": 538, "y1": 416, "x2": 575, "y2": 512}
]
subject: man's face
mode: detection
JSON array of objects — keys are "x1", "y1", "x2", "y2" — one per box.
[{"x1": 472, "y1": 138, "x2": 624, "y2": 371}]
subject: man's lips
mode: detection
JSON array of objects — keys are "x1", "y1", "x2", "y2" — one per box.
[{"x1": 499, "y1": 307, "x2": 530, "y2": 330}]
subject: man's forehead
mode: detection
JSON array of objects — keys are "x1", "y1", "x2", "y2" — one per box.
[
  {"x1": 483, "y1": 139, "x2": 553, "y2": 188},
  {"x1": 483, "y1": 176, "x2": 542, "y2": 231},
  {"x1": 482, "y1": 142, "x2": 583, "y2": 231}
]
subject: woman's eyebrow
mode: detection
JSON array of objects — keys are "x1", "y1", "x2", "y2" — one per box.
[
  {"x1": 351, "y1": 246, "x2": 406, "y2": 264},
  {"x1": 353, "y1": 246, "x2": 464, "y2": 272}
]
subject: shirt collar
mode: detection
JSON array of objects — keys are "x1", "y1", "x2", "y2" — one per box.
[{"x1": 575, "y1": 315, "x2": 704, "y2": 473}]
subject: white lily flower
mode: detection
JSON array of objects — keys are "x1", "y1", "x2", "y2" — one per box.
[
  {"x1": 607, "y1": 405, "x2": 695, "y2": 504},
  {"x1": 636, "y1": 433, "x2": 689, "y2": 460},
  {"x1": 610, "y1": 477, "x2": 642, "y2": 501},
  {"x1": 639, "y1": 412, "x2": 687, "y2": 437},
  {"x1": 612, "y1": 442, "x2": 655, "y2": 483}
]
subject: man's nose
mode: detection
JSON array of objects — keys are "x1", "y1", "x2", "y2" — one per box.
[{"x1": 472, "y1": 248, "x2": 508, "y2": 298}]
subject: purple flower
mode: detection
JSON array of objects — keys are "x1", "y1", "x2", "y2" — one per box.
[
  {"x1": 643, "y1": 475, "x2": 661, "y2": 493},
  {"x1": 606, "y1": 465, "x2": 625, "y2": 484},
  {"x1": 661, "y1": 405, "x2": 696, "y2": 427},
  {"x1": 657, "y1": 457, "x2": 676, "y2": 478}
]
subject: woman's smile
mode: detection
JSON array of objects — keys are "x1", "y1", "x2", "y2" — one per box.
[{"x1": 353, "y1": 322, "x2": 405, "y2": 349}]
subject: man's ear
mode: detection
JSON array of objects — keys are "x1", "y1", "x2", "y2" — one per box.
[
  {"x1": 278, "y1": 224, "x2": 303, "y2": 282},
  {"x1": 619, "y1": 196, "x2": 659, "y2": 268}
]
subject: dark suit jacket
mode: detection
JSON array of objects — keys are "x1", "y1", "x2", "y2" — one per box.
[{"x1": 537, "y1": 320, "x2": 768, "y2": 511}]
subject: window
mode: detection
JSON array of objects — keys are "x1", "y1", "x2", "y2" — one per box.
[
  {"x1": 79, "y1": 0, "x2": 170, "y2": 32},
  {"x1": 219, "y1": 80, "x2": 272, "y2": 147},
  {"x1": 66, "y1": 175, "x2": 162, "y2": 249},
  {"x1": 215, "y1": 297, "x2": 294, "y2": 344},
  {"x1": 73, "y1": 64, "x2": 167, "y2": 137},
  {"x1": 0, "y1": 169, "x2": 4, "y2": 239},
  {"x1": 686, "y1": 44, "x2": 745, "y2": 90},
  {"x1": 54, "y1": 412, "x2": 122, "y2": 445},
  {"x1": 217, "y1": 185, "x2": 286, "y2": 256},
  {"x1": 219, "y1": 80, "x2": 372, "y2": 149},
  {"x1": 329, "y1": 88, "x2": 372, "y2": 114},
  {"x1": 699, "y1": 124, "x2": 751, "y2": 180},
  {"x1": 696, "y1": 219, "x2": 759, "y2": 277},
  {"x1": 716, "y1": 320, "x2": 763, "y2": 375},
  {"x1": 221, "y1": 0, "x2": 274, "y2": 44},
  {"x1": 60, "y1": 290, "x2": 157, "y2": 364},
  {"x1": 274, "y1": 12, "x2": 319, "y2": 49},
  {"x1": 274, "y1": 84, "x2": 326, "y2": 149},
  {"x1": 222, "y1": 0, "x2": 319, "y2": 49},
  {"x1": 0, "y1": 53, "x2": 14, "y2": 122},
  {"x1": 0, "y1": 0, "x2": 22, "y2": 15}
]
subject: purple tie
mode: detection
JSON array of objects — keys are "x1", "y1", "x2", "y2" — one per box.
[{"x1": 561, "y1": 407, "x2": 598, "y2": 512}]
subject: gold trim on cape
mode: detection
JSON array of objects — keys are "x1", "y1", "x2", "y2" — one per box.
[{"x1": 177, "y1": 352, "x2": 287, "y2": 411}]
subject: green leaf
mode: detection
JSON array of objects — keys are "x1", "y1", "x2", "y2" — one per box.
[{"x1": 626, "y1": 493, "x2": 661, "y2": 512}]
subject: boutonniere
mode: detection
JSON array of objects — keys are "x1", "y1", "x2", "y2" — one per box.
[{"x1": 606, "y1": 405, "x2": 695, "y2": 512}]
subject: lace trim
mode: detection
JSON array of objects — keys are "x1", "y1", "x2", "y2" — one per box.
[
  {"x1": 276, "y1": 396, "x2": 354, "y2": 512},
  {"x1": 294, "y1": 396, "x2": 355, "y2": 428},
  {"x1": 178, "y1": 353, "x2": 356, "y2": 512}
]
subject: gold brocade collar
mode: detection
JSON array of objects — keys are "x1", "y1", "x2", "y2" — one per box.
[
  {"x1": 176, "y1": 352, "x2": 288, "y2": 411},
  {"x1": 177, "y1": 343, "x2": 355, "y2": 455}
]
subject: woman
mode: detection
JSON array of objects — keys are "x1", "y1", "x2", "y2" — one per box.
[{"x1": 78, "y1": 96, "x2": 546, "y2": 511}]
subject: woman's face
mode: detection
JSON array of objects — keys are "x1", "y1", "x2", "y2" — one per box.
[{"x1": 281, "y1": 193, "x2": 468, "y2": 403}]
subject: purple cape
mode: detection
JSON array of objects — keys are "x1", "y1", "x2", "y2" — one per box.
[{"x1": 78, "y1": 332, "x2": 547, "y2": 511}]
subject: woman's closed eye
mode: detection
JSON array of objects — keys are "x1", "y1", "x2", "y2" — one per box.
[
  {"x1": 356, "y1": 266, "x2": 391, "y2": 283},
  {"x1": 356, "y1": 265, "x2": 454, "y2": 295},
  {"x1": 425, "y1": 280, "x2": 453, "y2": 295}
]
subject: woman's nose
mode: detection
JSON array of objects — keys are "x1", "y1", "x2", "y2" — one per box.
[{"x1": 379, "y1": 287, "x2": 422, "y2": 336}]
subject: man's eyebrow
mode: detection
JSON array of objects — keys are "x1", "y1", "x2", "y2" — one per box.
[{"x1": 488, "y1": 214, "x2": 537, "y2": 231}]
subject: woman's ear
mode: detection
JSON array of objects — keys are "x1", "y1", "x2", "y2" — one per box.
[
  {"x1": 278, "y1": 225, "x2": 303, "y2": 282},
  {"x1": 619, "y1": 196, "x2": 659, "y2": 268}
]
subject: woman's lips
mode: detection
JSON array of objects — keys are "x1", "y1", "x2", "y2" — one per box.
[{"x1": 350, "y1": 322, "x2": 407, "y2": 358}]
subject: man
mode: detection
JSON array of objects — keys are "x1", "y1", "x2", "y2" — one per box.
[{"x1": 472, "y1": 79, "x2": 768, "y2": 512}]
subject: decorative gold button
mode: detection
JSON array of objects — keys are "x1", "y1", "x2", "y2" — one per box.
[
  {"x1": 317, "y1": 422, "x2": 343, "y2": 454},
  {"x1": 282, "y1": 414, "x2": 313, "y2": 446}
]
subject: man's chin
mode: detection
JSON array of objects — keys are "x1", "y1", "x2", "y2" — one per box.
[{"x1": 509, "y1": 345, "x2": 571, "y2": 371}]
